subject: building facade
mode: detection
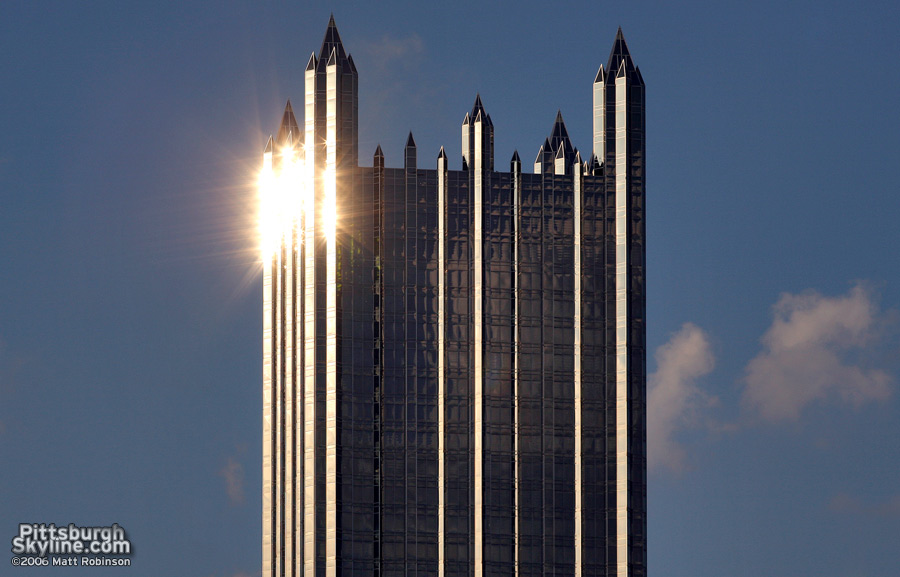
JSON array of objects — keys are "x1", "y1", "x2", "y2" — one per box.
[{"x1": 261, "y1": 17, "x2": 646, "y2": 577}]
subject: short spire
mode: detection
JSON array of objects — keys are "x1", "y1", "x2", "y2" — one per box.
[
  {"x1": 588, "y1": 154, "x2": 602, "y2": 175},
  {"x1": 264, "y1": 135, "x2": 273, "y2": 154},
  {"x1": 275, "y1": 100, "x2": 300, "y2": 146},
  {"x1": 547, "y1": 111, "x2": 575, "y2": 164},
  {"x1": 534, "y1": 143, "x2": 545, "y2": 173},
  {"x1": 438, "y1": 146, "x2": 447, "y2": 160},
  {"x1": 404, "y1": 132, "x2": 416, "y2": 170},
  {"x1": 374, "y1": 144, "x2": 384, "y2": 159},
  {"x1": 471, "y1": 93, "x2": 486, "y2": 118}
]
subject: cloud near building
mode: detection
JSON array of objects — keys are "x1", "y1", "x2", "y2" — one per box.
[
  {"x1": 742, "y1": 283, "x2": 893, "y2": 421},
  {"x1": 219, "y1": 456, "x2": 245, "y2": 506},
  {"x1": 648, "y1": 322, "x2": 716, "y2": 472}
]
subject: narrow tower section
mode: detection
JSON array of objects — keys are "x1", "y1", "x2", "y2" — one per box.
[
  {"x1": 259, "y1": 16, "x2": 363, "y2": 577},
  {"x1": 263, "y1": 98, "x2": 304, "y2": 577},
  {"x1": 462, "y1": 94, "x2": 494, "y2": 577},
  {"x1": 593, "y1": 28, "x2": 646, "y2": 577}
]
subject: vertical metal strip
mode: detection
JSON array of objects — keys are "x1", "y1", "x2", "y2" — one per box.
[
  {"x1": 473, "y1": 119, "x2": 484, "y2": 577},
  {"x1": 593, "y1": 69, "x2": 606, "y2": 164},
  {"x1": 303, "y1": 63, "x2": 317, "y2": 577},
  {"x1": 275, "y1": 233, "x2": 285, "y2": 577},
  {"x1": 574, "y1": 160, "x2": 583, "y2": 577},
  {"x1": 437, "y1": 152, "x2": 446, "y2": 577},
  {"x1": 324, "y1": 59, "x2": 338, "y2": 577},
  {"x1": 295, "y1": 205, "x2": 304, "y2": 577},
  {"x1": 262, "y1": 149, "x2": 274, "y2": 577},
  {"x1": 512, "y1": 161, "x2": 520, "y2": 577},
  {"x1": 284, "y1": 215, "x2": 295, "y2": 577},
  {"x1": 614, "y1": 69, "x2": 629, "y2": 577}
]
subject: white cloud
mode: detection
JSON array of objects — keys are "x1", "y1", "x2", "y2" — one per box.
[
  {"x1": 742, "y1": 284, "x2": 892, "y2": 421},
  {"x1": 648, "y1": 323, "x2": 715, "y2": 472},
  {"x1": 219, "y1": 456, "x2": 245, "y2": 506}
]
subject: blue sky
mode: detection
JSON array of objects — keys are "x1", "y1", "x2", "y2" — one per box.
[{"x1": 1, "y1": 1, "x2": 899, "y2": 575}]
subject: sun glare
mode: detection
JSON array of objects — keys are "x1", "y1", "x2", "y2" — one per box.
[
  {"x1": 323, "y1": 164, "x2": 337, "y2": 239},
  {"x1": 259, "y1": 145, "x2": 306, "y2": 259}
]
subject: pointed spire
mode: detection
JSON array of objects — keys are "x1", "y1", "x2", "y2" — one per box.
[
  {"x1": 438, "y1": 146, "x2": 447, "y2": 160},
  {"x1": 534, "y1": 143, "x2": 545, "y2": 174},
  {"x1": 404, "y1": 132, "x2": 416, "y2": 170},
  {"x1": 511, "y1": 150, "x2": 521, "y2": 174},
  {"x1": 462, "y1": 112, "x2": 470, "y2": 126},
  {"x1": 319, "y1": 14, "x2": 347, "y2": 63},
  {"x1": 264, "y1": 135, "x2": 273, "y2": 154},
  {"x1": 550, "y1": 110, "x2": 570, "y2": 141},
  {"x1": 511, "y1": 150, "x2": 520, "y2": 162},
  {"x1": 327, "y1": 46, "x2": 337, "y2": 67},
  {"x1": 306, "y1": 52, "x2": 316, "y2": 71},
  {"x1": 471, "y1": 94, "x2": 486, "y2": 118},
  {"x1": 606, "y1": 27, "x2": 637, "y2": 78},
  {"x1": 553, "y1": 110, "x2": 568, "y2": 142},
  {"x1": 547, "y1": 111, "x2": 575, "y2": 164},
  {"x1": 275, "y1": 100, "x2": 300, "y2": 146},
  {"x1": 588, "y1": 154, "x2": 602, "y2": 175},
  {"x1": 374, "y1": 144, "x2": 384, "y2": 159},
  {"x1": 594, "y1": 64, "x2": 605, "y2": 84}
]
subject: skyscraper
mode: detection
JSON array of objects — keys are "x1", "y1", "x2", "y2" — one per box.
[{"x1": 260, "y1": 17, "x2": 645, "y2": 577}]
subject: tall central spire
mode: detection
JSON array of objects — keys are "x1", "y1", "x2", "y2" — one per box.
[{"x1": 318, "y1": 15, "x2": 353, "y2": 72}]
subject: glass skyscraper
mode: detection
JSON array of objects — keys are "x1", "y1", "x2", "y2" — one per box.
[{"x1": 261, "y1": 17, "x2": 646, "y2": 577}]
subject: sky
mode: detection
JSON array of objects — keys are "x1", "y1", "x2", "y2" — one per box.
[{"x1": 1, "y1": 1, "x2": 899, "y2": 575}]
